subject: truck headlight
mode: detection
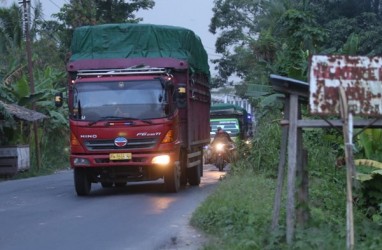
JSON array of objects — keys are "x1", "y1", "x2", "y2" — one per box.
[
  {"x1": 73, "y1": 158, "x2": 90, "y2": 166},
  {"x1": 151, "y1": 155, "x2": 170, "y2": 165}
]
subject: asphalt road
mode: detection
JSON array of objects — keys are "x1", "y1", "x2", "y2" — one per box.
[{"x1": 0, "y1": 164, "x2": 225, "y2": 250}]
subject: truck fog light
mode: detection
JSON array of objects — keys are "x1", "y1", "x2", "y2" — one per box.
[
  {"x1": 73, "y1": 158, "x2": 90, "y2": 166},
  {"x1": 151, "y1": 155, "x2": 170, "y2": 165}
]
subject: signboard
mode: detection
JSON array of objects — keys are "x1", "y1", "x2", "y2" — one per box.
[{"x1": 309, "y1": 55, "x2": 382, "y2": 116}]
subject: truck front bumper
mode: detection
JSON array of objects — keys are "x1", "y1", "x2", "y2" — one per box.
[{"x1": 70, "y1": 151, "x2": 177, "y2": 168}]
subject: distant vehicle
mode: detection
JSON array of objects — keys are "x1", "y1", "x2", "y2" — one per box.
[
  {"x1": 204, "y1": 103, "x2": 253, "y2": 164},
  {"x1": 55, "y1": 23, "x2": 211, "y2": 196},
  {"x1": 210, "y1": 118, "x2": 240, "y2": 140},
  {"x1": 209, "y1": 103, "x2": 253, "y2": 141}
]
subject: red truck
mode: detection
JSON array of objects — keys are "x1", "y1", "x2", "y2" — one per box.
[{"x1": 56, "y1": 24, "x2": 211, "y2": 196}]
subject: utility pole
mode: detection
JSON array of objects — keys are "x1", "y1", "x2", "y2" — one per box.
[{"x1": 19, "y1": 0, "x2": 41, "y2": 170}]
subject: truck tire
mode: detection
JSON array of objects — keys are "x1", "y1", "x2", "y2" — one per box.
[
  {"x1": 164, "y1": 164, "x2": 180, "y2": 193},
  {"x1": 74, "y1": 168, "x2": 91, "y2": 196},
  {"x1": 187, "y1": 165, "x2": 201, "y2": 186},
  {"x1": 179, "y1": 149, "x2": 188, "y2": 186},
  {"x1": 188, "y1": 150, "x2": 202, "y2": 186}
]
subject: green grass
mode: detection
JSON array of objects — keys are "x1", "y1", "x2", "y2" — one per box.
[
  {"x1": 12, "y1": 164, "x2": 70, "y2": 179},
  {"x1": 191, "y1": 170, "x2": 277, "y2": 249},
  {"x1": 191, "y1": 168, "x2": 382, "y2": 249},
  {"x1": 191, "y1": 109, "x2": 382, "y2": 249},
  {"x1": 9, "y1": 147, "x2": 70, "y2": 180}
]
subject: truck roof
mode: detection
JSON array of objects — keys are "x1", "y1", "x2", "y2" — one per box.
[
  {"x1": 69, "y1": 23, "x2": 210, "y2": 76},
  {"x1": 210, "y1": 103, "x2": 248, "y2": 116}
]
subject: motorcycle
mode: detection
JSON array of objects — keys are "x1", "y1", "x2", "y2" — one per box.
[{"x1": 211, "y1": 142, "x2": 235, "y2": 171}]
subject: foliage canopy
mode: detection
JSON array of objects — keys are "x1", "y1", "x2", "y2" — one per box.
[{"x1": 209, "y1": 0, "x2": 382, "y2": 99}]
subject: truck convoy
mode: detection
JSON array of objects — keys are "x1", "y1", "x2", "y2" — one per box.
[{"x1": 56, "y1": 23, "x2": 211, "y2": 196}]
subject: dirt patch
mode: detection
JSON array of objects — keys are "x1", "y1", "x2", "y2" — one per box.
[{"x1": 158, "y1": 223, "x2": 210, "y2": 250}]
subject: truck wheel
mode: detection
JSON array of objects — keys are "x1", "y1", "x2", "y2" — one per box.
[
  {"x1": 164, "y1": 164, "x2": 180, "y2": 193},
  {"x1": 188, "y1": 151, "x2": 202, "y2": 186},
  {"x1": 187, "y1": 165, "x2": 201, "y2": 186},
  {"x1": 74, "y1": 168, "x2": 91, "y2": 196},
  {"x1": 179, "y1": 149, "x2": 188, "y2": 186}
]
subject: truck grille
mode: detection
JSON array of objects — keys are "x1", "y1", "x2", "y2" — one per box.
[{"x1": 84, "y1": 138, "x2": 157, "y2": 151}]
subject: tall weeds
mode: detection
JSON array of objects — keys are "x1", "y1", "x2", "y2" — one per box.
[
  {"x1": 231, "y1": 109, "x2": 282, "y2": 176},
  {"x1": 193, "y1": 108, "x2": 382, "y2": 249}
]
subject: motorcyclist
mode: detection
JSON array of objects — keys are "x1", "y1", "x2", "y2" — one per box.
[
  {"x1": 211, "y1": 127, "x2": 234, "y2": 163},
  {"x1": 212, "y1": 127, "x2": 233, "y2": 144}
]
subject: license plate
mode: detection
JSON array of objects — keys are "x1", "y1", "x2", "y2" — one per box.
[{"x1": 109, "y1": 153, "x2": 132, "y2": 160}]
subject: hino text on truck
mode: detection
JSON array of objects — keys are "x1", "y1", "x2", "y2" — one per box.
[{"x1": 55, "y1": 23, "x2": 211, "y2": 196}]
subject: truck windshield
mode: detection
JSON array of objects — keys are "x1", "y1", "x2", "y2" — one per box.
[
  {"x1": 210, "y1": 119, "x2": 240, "y2": 138},
  {"x1": 72, "y1": 80, "x2": 166, "y2": 121}
]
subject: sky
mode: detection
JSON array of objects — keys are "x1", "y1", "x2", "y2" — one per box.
[{"x1": 2, "y1": 0, "x2": 219, "y2": 75}]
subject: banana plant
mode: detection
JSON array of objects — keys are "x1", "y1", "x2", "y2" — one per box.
[
  {"x1": 357, "y1": 129, "x2": 382, "y2": 161},
  {"x1": 355, "y1": 159, "x2": 382, "y2": 222},
  {"x1": 355, "y1": 159, "x2": 382, "y2": 181},
  {"x1": 354, "y1": 130, "x2": 382, "y2": 221},
  {"x1": 32, "y1": 67, "x2": 69, "y2": 168}
]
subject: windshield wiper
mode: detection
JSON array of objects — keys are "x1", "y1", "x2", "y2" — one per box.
[
  {"x1": 88, "y1": 116, "x2": 152, "y2": 126},
  {"x1": 88, "y1": 116, "x2": 125, "y2": 126},
  {"x1": 123, "y1": 117, "x2": 153, "y2": 125}
]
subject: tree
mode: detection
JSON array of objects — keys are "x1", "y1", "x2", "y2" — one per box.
[
  {"x1": 54, "y1": 0, "x2": 155, "y2": 29},
  {"x1": 52, "y1": 0, "x2": 155, "y2": 59},
  {"x1": 210, "y1": 1, "x2": 327, "y2": 84},
  {"x1": 0, "y1": 1, "x2": 69, "y2": 168},
  {"x1": 209, "y1": 0, "x2": 263, "y2": 83},
  {"x1": 97, "y1": 0, "x2": 155, "y2": 23},
  {"x1": 210, "y1": 0, "x2": 382, "y2": 93},
  {"x1": 0, "y1": 1, "x2": 65, "y2": 79},
  {"x1": 0, "y1": 3, "x2": 24, "y2": 81}
]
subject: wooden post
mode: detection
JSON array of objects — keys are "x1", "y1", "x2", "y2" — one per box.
[
  {"x1": 297, "y1": 148, "x2": 309, "y2": 226},
  {"x1": 296, "y1": 100, "x2": 309, "y2": 227},
  {"x1": 286, "y1": 94, "x2": 299, "y2": 244},
  {"x1": 339, "y1": 87, "x2": 355, "y2": 250},
  {"x1": 271, "y1": 98, "x2": 290, "y2": 230}
]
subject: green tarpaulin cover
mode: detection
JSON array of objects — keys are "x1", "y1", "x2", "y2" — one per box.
[
  {"x1": 210, "y1": 104, "x2": 248, "y2": 115},
  {"x1": 70, "y1": 23, "x2": 210, "y2": 75}
]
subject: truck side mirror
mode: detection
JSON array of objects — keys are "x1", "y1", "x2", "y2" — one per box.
[
  {"x1": 176, "y1": 84, "x2": 187, "y2": 109},
  {"x1": 55, "y1": 92, "x2": 63, "y2": 107}
]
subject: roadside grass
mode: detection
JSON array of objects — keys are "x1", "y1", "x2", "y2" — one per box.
[
  {"x1": 12, "y1": 164, "x2": 69, "y2": 179},
  {"x1": 191, "y1": 166, "x2": 382, "y2": 249},
  {"x1": 190, "y1": 170, "x2": 276, "y2": 249},
  {"x1": 192, "y1": 111, "x2": 382, "y2": 249},
  {"x1": 9, "y1": 147, "x2": 69, "y2": 180}
]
